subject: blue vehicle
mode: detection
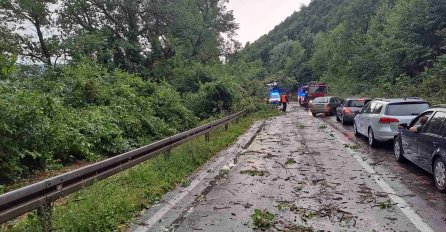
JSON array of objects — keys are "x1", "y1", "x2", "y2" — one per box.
[
  {"x1": 268, "y1": 90, "x2": 281, "y2": 104},
  {"x1": 394, "y1": 105, "x2": 446, "y2": 192}
]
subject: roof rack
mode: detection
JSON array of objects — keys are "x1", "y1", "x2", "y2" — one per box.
[
  {"x1": 431, "y1": 104, "x2": 446, "y2": 108},
  {"x1": 404, "y1": 97, "x2": 422, "y2": 100},
  {"x1": 372, "y1": 98, "x2": 389, "y2": 102}
]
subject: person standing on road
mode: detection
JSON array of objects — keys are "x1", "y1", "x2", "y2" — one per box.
[{"x1": 280, "y1": 92, "x2": 289, "y2": 112}]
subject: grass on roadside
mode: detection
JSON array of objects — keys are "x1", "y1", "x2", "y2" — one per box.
[{"x1": 1, "y1": 109, "x2": 279, "y2": 232}]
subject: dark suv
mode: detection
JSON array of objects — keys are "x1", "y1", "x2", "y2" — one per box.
[{"x1": 394, "y1": 106, "x2": 446, "y2": 192}]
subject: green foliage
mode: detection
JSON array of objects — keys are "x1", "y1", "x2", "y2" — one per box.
[
  {"x1": 2, "y1": 110, "x2": 275, "y2": 232},
  {"x1": 0, "y1": 61, "x2": 199, "y2": 183},
  {"x1": 251, "y1": 209, "x2": 275, "y2": 228},
  {"x1": 150, "y1": 84, "x2": 197, "y2": 132},
  {"x1": 0, "y1": 53, "x2": 16, "y2": 79},
  {"x1": 239, "y1": 0, "x2": 446, "y2": 102},
  {"x1": 184, "y1": 78, "x2": 244, "y2": 119},
  {"x1": 0, "y1": 25, "x2": 17, "y2": 79}
]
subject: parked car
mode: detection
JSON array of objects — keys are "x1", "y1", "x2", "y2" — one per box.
[
  {"x1": 336, "y1": 98, "x2": 372, "y2": 124},
  {"x1": 354, "y1": 98, "x2": 430, "y2": 147},
  {"x1": 310, "y1": 96, "x2": 342, "y2": 117},
  {"x1": 394, "y1": 105, "x2": 446, "y2": 192}
]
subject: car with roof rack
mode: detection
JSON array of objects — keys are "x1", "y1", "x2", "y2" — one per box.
[
  {"x1": 394, "y1": 105, "x2": 446, "y2": 192},
  {"x1": 353, "y1": 97, "x2": 430, "y2": 147}
]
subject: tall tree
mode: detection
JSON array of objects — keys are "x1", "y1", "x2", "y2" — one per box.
[
  {"x1": 0, "y1": 0, "x2": 62, "y2": 66},
  {"x1": 60, "y1": 0, "x2": 176, "y2": 72}
]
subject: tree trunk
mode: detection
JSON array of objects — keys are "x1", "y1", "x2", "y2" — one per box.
[{"x1": 34, "y1": 19, "x2": 52, "y2": 66}]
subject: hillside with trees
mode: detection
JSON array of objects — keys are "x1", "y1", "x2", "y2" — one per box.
[
  {"x1": 0, "y1": 0, "x2": 267, "y2": 184},
  {"x1": 237, "y1": 0, "x2": 446, "y2": 101}
]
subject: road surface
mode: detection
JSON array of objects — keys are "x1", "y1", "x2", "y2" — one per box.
[{"x1": 129, "y1": 103, "x2": 446, "y2": 232}]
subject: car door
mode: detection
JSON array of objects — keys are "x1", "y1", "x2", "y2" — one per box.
[
  {"x1": 369, "y1": 102, "x2": 384, "y2": 132},
  {"x1": 401, "y1": 111, "x2": 433, "y2": 162},
  {"x1": 356, "y1": 102, "x2": 372, "y2": 135},
  {"x1": 417, "y1": 111, "x2": 446, "y2": 172},
  {"x1": 364, "y1": 102, "x2": 378, "y2": 134}
]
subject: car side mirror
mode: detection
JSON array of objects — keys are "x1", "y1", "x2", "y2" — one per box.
[{"x1": 398, "y1": 123, "x2": 408, "y2": 129}]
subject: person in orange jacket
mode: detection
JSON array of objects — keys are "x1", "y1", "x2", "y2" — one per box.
[{"x1": 280, "y1": 92, "x2": 289, "y2": 112}]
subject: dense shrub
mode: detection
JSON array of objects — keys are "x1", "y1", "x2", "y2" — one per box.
[
  {"x1": 0, "y1": 62, "x2": 200, "y2": 183},
  {"x1": 184, "y1": 79, "x2": 244, "y2": 119}
]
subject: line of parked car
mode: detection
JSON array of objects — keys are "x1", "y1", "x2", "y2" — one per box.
[{"x1": 309, "y1": 96, "x2": 446, "y2": 192}]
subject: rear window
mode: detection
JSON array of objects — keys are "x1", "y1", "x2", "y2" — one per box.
[
  {"x1": 348, "y1": 100, "x2": 370, "y2": 107},
  {"x1": 385, "y1": 102, "x2": 430, "y2": 116},
  {"x1": 314, "y1": 98, "x2": 328, "y2": 103}
]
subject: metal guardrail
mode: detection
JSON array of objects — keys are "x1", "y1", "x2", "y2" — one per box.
[{"x1": 0, "y1": 110, "x2": 247, "y2": 225}]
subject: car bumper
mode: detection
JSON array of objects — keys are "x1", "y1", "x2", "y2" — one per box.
[
  {"x1": 373, "y1": 126, "x2": 398, "y2": 142},
  {"x1": 342, "y1": 114, "x2": 355, "y2": 122},
  {"x1": 310, "y1": 108, "x2": 331, "y2": 114}
]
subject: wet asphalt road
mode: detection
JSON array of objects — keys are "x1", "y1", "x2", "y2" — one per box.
[
  {"x1": 317, "y1": 108, "x2": 446, "y2": 230},
  {"x1": 130, "y1": 103, "x2": 446, "y2": 232}
]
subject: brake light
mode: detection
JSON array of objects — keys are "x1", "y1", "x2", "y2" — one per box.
[
  {"x1": 379, "y1": 117, "x2": 400, "y2": 124},
  {"x1": 343, "y1": 108, "x2": 352, "y2": 113},
  {"x1": 326, "y1": 104, "x2": 331, "y2": 108}
]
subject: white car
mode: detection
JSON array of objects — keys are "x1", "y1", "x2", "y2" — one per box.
[{"x1": 353, "y1": 98, "x2": 430, "y2": 147}]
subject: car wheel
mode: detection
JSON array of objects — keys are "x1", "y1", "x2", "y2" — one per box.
[
  {"x1": 368, "y1": 128, "x2": 377, "y2": 147},
  {"x1": 353, "y1": 122, "x2": 360, "y2": 137},
  {"x1": 433, "y1": 157, "x2": 446, "y2": 193},
  {"x1": 393, "y1": 137, "x2": 406, "y2": 162},
  {"x1": 312, "y1": 112, "x2": 317, "y2": 117}
]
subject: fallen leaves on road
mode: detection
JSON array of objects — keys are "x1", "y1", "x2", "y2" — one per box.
[
  {"x1": 240, "y1": 168, "x2": 270, "y2": 177},
  {"x1": 251, "y1": 209, "x2": 275, "y2": 229}
]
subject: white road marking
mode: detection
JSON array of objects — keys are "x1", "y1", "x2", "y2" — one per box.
[
  {"x1": 317, "y1": 116, "x2": 435, "y2": 232},
  {"x1": 133, "y1": 156, "x2": 227, "y2": 232}
]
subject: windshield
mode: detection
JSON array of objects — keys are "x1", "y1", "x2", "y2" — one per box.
[
  {"x1": 348, "y1": 100, "x2": 370, "y2": 107},
  {"x1": 314, "y1": 97, "x2": 328, "y2": 103},
  {"x1": 309, "y1": 86, "x2": 326, "y2": 94},
  {"x1": 386, "y1": 102, "x2": 430, "y2": 116}
]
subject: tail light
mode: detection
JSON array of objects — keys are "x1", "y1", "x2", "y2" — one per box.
[
  {"x1": 326, "y1": 104, "x2": 331, "y2": 109},
  {"x1": 379, "y1": 117, "x2": 400, "y2": 124},
  {"x1": 343, "y1": 108, "x2": 352, "y2": 113}
]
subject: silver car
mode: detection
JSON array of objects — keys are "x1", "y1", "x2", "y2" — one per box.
[
  {"x1": 354, "y1": 98, "x2": 430, "y2": 147},
  {"x1": 310, "y1": 96, "x2": 342, "y2": 116}
]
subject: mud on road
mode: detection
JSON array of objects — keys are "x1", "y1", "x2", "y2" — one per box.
[{"x1": 130, "y1": 103, "x2": 445, "y2": 232}]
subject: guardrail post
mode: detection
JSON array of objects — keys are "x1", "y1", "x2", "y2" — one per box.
[
  {"x1": 37, "y1": 202, "x2": 53, "y2": 232},
  {"x1": 205, "y1": 132, "x2": 210, "y2": 142},
  {"x1": 164, "y1": 147, "x2": 171, "y2": 160},
  {"x1": 224, "y1": 123, "x2": 229, "y2": 131}
]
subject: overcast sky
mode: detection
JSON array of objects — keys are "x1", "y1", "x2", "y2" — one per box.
[{"x1": 226, "y1": 0, "x2": 312, "y2": 45}]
